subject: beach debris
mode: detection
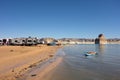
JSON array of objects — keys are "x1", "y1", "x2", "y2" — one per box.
[
  {"x1": 10, "y1": 50, "x2": 14, "y2": 52},
  {"x1": 31, "y1": 74, "x2": 37, "y2": 77},
  {"x1": 28, "y1": 64, "x2": 37, "y2": 68},
  {"x1": 12, "y1": 69, "x2": 14, "y2": 72},
  {"x1": 49, "y1": 54, "x2": 54, "y2": 57}
]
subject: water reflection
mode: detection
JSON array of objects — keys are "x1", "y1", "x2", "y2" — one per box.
[{"x1": 95, "y1": 44, "x2": 105, "y2": 54}]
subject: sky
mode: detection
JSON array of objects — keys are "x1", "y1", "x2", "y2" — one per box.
[{"x1": 0, "y1": 0, "x2": 120, "y2": 39}]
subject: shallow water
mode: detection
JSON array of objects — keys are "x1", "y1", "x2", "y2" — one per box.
[{"x1": 45, "y1": 44, "x2": 120, "y2": 80}]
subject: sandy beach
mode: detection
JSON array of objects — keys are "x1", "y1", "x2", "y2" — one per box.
[{"x1": 0, "y1": 45, "x2": 62, "y2": 80}]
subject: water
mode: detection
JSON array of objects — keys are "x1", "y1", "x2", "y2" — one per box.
[{"x1": 45, "y1": 44, "x2": 120, "y2": 80}]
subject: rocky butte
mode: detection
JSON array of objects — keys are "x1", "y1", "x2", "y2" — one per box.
[{"x1": 95, "y1": 34, "x2": 107, "y2": 44}]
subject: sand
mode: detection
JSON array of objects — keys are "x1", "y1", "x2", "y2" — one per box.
[{"x1": 0, "y1": 45, "x2": 62, "y2": 80}]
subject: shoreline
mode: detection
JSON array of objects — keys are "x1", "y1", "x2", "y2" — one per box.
[
  {"x1": 0, "y1": 45, "x2": 62, "y2": 80},
  {"x1": 22, "y1": 56, "x2": 63, "y2": 80}
]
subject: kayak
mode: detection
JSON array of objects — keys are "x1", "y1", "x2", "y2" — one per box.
[{"x1": 84, "y1": 51, "x2": 97, "y2": 56}]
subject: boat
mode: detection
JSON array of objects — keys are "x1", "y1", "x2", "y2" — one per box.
[{"x1": 84, "y1": 51, "x2": 97, "y2": 56}]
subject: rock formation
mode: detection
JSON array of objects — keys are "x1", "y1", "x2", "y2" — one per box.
[{"x1": 95, "y1": 34, "x2": 107, "y2": 44}]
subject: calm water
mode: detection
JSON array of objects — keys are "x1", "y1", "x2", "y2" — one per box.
[{"x1": 46, "y1": 44, "x2": 120, "y2": 80}]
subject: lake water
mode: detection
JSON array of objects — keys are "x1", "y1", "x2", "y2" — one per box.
[{"x1": 45, "y1": 44, "x2": 120, "y2": 80}]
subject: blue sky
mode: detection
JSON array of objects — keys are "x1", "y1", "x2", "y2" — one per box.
[{"x1": 0, "y1": 0, "x2": 120, "y2": 39}]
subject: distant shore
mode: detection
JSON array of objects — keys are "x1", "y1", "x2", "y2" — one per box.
[{"x1": 0, "y1": 45, "x2": 62, "y2": 80}]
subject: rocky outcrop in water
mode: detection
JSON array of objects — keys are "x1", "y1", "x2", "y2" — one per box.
[{"x1": 95, "y1": 34, "x2": 107, "y2": 44}]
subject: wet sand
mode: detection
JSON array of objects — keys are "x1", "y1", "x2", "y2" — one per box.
[{"x1": 0, "y1": 45, "x2": 62, "y2": 80}]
